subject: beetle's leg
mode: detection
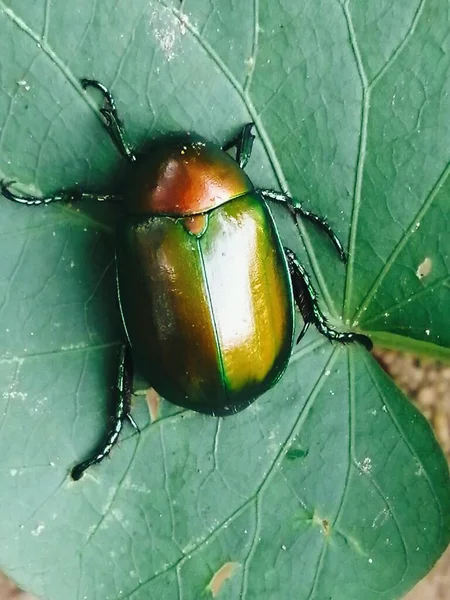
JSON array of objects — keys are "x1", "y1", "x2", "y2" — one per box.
[
  {"x1": 284, "y1": 247, "x2": 372, "y2": 350},
  {"x1": 259, "y1": 189, "x2": 347, "y2": 263},
  {"x1": 296, "y1": 320, "x2": 311, "y2": 345},
  {"x1": 126, "y1": 412, "x2": 140, "y2": 433},
  {"x1": 71, "y1": 344, "x2": 136, "y2": 480},
  {"x1": 81, "y1": 79, "x2": 137, "y2": 164},
  {"x1": 1, "y1": 180, "x2": 122, "y2": 207},
  {"x1": 223, "y1": 123, "x2": 255, "y2": 169}
]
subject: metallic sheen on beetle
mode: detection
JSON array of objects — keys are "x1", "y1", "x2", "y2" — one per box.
[{"x1": 1, "y1": 78, "x2": 372, "y2": 479}]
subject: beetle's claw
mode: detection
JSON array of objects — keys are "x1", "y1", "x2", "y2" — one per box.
[{"x1": 1, "y1": 180, "x2": 18, "y2": 200}]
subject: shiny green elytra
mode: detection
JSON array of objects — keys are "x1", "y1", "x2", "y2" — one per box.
[
  {"x1": 117, "y1": 136, "x2": 295, "y2": 415},
  {"x1": 1, "y1": 79, "x2": 371, "y2": 479}
]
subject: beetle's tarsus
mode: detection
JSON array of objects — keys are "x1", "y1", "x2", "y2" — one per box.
[
  {"x1": 71, "y1": 344, "x2": 137, "y2": 480},
  {"x1": 81, "y1": 78, "x2": 137, "y2": 163},
  {"x1": 296, "y1": 321, "x2": 310, "y2": 345},
  {"x1": 223, "y1": 122, "x2": 255, "y2": 169},
  {"x1": 259, "y1": 189, "x2": 347, "y2": 263},
  {"x1": 284, "y1": 247, "x2": 372, "y2": 350}
]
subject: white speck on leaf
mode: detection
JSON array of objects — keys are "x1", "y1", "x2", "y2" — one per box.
[
  {"x1": 372, "y1": 508, "x2": 389, "y2": 528},
  {"x1": 60, "y1": 342, "x2": 87, "y2": 351},
  {"x1": 358, "y1": 457, "x2": 372, "y2": 474},
  {"x1": 0, "y1": 356, "x2": 24, "y2": 366},
  {"x1": 17, "y1": 79, "x2": 31, "y2": 91},
  {"x1": 2, "y1": 385, "x2": 27, "y2": 402},
  {"x1": 112, "y1": 509, "x2": 124, "y2": 522},
  {"x1": 151, "y1": 7, "x2": 186, "y2": 62},
  {"x1": 31, "y1": 523, "x2": 45, "y2": 537},
  {"x1": 415, "y1": 462, "x2": 425, "y2": 477}
]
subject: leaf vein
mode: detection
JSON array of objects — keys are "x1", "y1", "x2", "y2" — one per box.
[
  {"x1": 241, "y1": 348, "x2": 340, "y2": 599},
  {"x1": 243, "y1": 0, "x2": 259, "y2": 93},
  {"x1": 0, "y1": 1, "x2": 104, "y2": 123},
  {"x1": 353, "y1": 160, "x2": 450, "y2": 321},
  {"x1": 369, "y1": 0, "x2": 427, "y2": 90},
  {"x1": 341, "y1": 0, "x2": 370, "y2": 321},
  {"x1": 362, "y1": 274, "x2": 450, "y2": 328}
]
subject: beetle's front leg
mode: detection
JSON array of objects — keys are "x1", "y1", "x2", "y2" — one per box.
[
  {"x1": 1, "y1": 180, "x2": 122, "y2": 206},
  {"x1": 284, "y1": 247, "x2": 372, "y2": 350},
  {"x1": 260, "y1": 189, "x2": 347, "y2": 263},
  {"x1": 223, "y1": 123, "x2": 255, "y2": 169},
  {"x1": 81, "y1": 79, "x2": 137, "y2": 164},
  {"x1": 71, "y1": 344, "x2": 137, "y2": 480}
]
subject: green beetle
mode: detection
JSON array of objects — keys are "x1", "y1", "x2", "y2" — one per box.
[{"x1": 1, "y1": 80, "x2": 371, "y2": 480}]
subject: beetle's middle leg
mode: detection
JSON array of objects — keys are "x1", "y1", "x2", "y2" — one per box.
[
  {"x1": 81, "y1": 79, "x2": 137, "y2": 164},
  {"x1": 259, "y1": 189, "x2": 347, "y2": 263},
  {"x1": 284, "y1": 247, "x2": 372, "y2": 350},
  {"x1": 223, "y1": 123, "x2": 255, "y2": 168},
  {"x1": 71, "y1": 344, "x2": 138, "y2": 480}
]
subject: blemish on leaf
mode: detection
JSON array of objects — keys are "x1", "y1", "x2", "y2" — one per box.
[
  {"x1": 357, "y1": 457, "x2": 372, "y2": 474},
  {"x1": 312, "y1": 513, "x2": 331, "y2": 536},
  {"x1": 146, "y1": 388, "x2": 160, "y2": 422},
  {"x1": 31, "y1": 522, "x2": 45, "y2": 537},
  {"x1": 206, "y1": 562, "x2": 240, "y2": 597},
  {"x1": 286, "y1": 447, "x2": 309, "y2": 460},
  {"x1": 17, "y1": 79, "x2": 31, "y2": 91},
  {"x1": 416, "y1": 257, "x2": 432, "y2": 280},
  {"x1": 150, "y1": 6, "x2": 187, "y2": 62},
  {"x1": 372, "y1": 508, "x2": 390, "y2": 528}
]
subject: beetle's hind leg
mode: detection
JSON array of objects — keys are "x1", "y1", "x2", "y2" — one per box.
[
  {"x1": 259, "y1": 190, "x2": 347, "y2": 263},
  {"x1": 71, "y1": 344, "x2": 138, "y2": 480},
  {"x1": 81, "y1": 79, "x2": 137, "y2": 164},
  {"x1": 223, "y1": 123, "x2": 255, "y2": 169},
  {"x1": 1, "y1": 180, "x2": 121, "y2": 206},
  {"x1": 284, "y1": 247, "x2": 372, "y2": 350}
]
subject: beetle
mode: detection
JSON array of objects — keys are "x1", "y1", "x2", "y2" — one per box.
[{"x1": 1, "y1": 79, "x2": 372, "y2": 480}]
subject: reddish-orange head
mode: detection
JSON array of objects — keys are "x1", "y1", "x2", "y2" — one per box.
[{"x1": 126, "y1": 134, "x2": 253, "y2": 215}]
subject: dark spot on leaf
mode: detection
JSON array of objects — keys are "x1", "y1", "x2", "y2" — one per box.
[
  {"x1": 286, "y1": 447, "x2": 309, "y2": 460},
  {"x1": 206, "y1": 562, "x2": 240, "y2": 597},
  {"x1": 322, "y1": 519, "x2": 330, "y2": 535}
]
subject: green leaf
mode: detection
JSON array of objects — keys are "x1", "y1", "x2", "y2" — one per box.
[{"x1": 0, "y1": 1, "x2": 448, "y2": 599}]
